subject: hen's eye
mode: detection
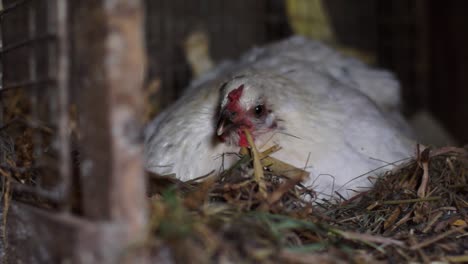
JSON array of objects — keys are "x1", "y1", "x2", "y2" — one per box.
[{"x1": 254, "y1": 105, "x2": 264, "y2": 116}]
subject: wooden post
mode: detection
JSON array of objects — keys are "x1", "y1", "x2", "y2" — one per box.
[
  {"x1": 73, "y1": 0, "x2": 147, "y2": 246},
  {"x1": 1, "y1": 0, "x2": 148, "y2": 262}
]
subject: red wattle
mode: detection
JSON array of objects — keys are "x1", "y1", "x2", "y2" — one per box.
[{"x1": 238, "y1": 130, "x2": 249, "y2": 147}]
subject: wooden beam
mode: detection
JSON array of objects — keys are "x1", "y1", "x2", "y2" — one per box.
[{"x1": 72, "y1": 0, "x2": 147, "y2": 234}]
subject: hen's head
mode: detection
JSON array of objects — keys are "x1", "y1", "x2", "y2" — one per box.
[{"x1": 216, "y1": 75, "x2": 279, "y2": 147}]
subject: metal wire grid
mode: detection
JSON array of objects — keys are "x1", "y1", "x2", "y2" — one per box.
[
  {"x1": 144, "y1": 0, "x2": 429, "y2": 116},
  {"x1": 0, "y1": 0, "x2": 70, "y2": 209},
  {"x1": 144, "y1": 0, "x2": 291, "y2": 110},
  {"x1": 375, "y1": 0, "x2": 428, "y2": 113}
]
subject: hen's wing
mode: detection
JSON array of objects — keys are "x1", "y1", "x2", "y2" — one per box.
[{"x1": 144, "y1": 75, "x2": 238, "y2": 180}]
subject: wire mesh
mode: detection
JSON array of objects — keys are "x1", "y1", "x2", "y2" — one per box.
[
  {"x1": 0, "y1": 0, "x2": 70, "y2": 209},
  {"x1": 143, "y1": 0, "x2": 429, "y2": 117},
  {"x1": 144, "y1": 0, "x2": 291, "y2": 111}
]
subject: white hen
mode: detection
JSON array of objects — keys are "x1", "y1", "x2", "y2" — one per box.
[{"x1": 145, "y1": 36, "x2": 414, "y2": 199}]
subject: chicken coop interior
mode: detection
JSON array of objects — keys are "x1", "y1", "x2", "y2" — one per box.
[{"x1": 0, "y1": 0, "x2": 467, "y2": 263}]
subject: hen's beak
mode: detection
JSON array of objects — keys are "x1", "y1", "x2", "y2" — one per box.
[
  {"x1": 216, "y1": 111, "x2": 236, "y2": 136},
  {"x1": 216, "y1": 117, "x2": 233, "y2": 136}
]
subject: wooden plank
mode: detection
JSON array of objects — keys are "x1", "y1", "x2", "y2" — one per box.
[{"x1": 72, "y1": 0, "x2": 147, "y2": 234}]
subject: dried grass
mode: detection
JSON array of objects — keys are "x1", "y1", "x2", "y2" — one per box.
[
  {"x1": 146, "y1": 145, "x2": 468, "y2": 263},
  {"x1": 1, "y1": 90, "x2": 466, "y2": 262}
]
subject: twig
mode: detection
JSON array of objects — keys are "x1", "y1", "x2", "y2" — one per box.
[
  {"x1": 386, "y1": 208, "x2": 414, "y2": 235},
  {"x1": 409, "y1": 235, "x2": 430, "y2": 263},
  {"x1": 243, "y1": 129, "x2": 267, "y2": 199},
  {"x1": 446, "y1": 255, "x2": 468, "y2": 263},
  {"x1": 430, "y1": 146, "x2": 467, "y2": 157},
  {"x1": 330, "y1": 228, "x2": 404, "y2": 247},
  {"x1": 383, "y1": 207, "x2": 401, "y2": 230},
  {"x1": 422, "y1": 211, "x2": 444, "y2": 233},
  {"x1": 259, "y1": 145, "x2": 281, "y2": 159},
  {"x1": 382, "y1": 196, "x2": 441, "y2": 205},
  {"x1": 417, "y1": 148, "x2": 430, "y2": 197},
  {"x1": 261, "y1": 156, "x2": 308, "y2": 181},
  {"x1": 410, "y1": 225, "x2": 467, "y2": 250},
  {"x1": 2, "y1": 168, "x2": 11, "y2": 248}
]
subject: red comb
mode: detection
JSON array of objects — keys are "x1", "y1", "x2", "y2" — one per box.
[
  {"x1": 228, "y1": 85, "x2": 244, "y2": 102},
  {"x1": 225, "y1": 84, "x2": 244, "y2": 113}
]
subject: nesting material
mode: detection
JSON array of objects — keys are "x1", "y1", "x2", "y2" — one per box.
[
  {"x1": 1, "y1": 90, "x2": 466, "y2": 262},
  {"x1": 147, "y1": 145, "x2": 467, "y2": 263}
]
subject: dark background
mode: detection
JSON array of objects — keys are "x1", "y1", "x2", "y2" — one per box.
[{"x1": 144, "y1": 0, "x2": 468, "y2": 144}]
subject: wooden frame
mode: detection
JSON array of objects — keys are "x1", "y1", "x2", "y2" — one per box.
[{"x1": 1, "y1": 0, "x2": 148, "y2": 262}]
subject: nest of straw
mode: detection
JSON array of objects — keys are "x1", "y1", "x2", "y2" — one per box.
[
  {"x1": 1, "y1": 90, "x2": 466, "y2": 262},
  {"x1": 146, "y1": 145, "x2": 468, "y2": 263}
]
